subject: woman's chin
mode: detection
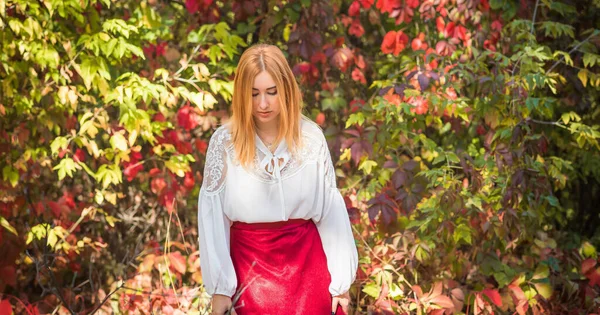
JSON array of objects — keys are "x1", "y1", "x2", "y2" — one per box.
[{"x1": 254, "y1": 113, "x2": 279, "y2": 125}]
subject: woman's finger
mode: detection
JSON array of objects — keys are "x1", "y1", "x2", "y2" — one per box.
[
  {"x1": 340, "y1": 297, "x2": 349, "y2": 314},
  {"x1": 331, "y1": 297, "x2": 339, "y2": 314}
]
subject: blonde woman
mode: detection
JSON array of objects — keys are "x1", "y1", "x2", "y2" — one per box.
[{"x1": 197, "y1": 43, "x2": 358, "y2": 315}]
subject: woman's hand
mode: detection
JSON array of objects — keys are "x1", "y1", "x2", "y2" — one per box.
[
  {"x1": 331, "y1": 291, "x2": 351, "y2": 314},
  {"x1": 211, "y1": 294, "x2": 236, "y2": 315}
]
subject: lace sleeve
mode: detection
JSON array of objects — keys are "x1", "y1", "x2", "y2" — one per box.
[
  {"x1": 201, "y1": 126, "x2": 230, "y2": 195},
  {"x1": 320, "y1": 135, "x2": 338, "y2": 190},
  {"x1": 314, "y1": 129, "x2": 359, "y2": 296}
]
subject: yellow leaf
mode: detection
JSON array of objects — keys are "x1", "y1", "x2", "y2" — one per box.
[
  {"x1": 128, "y1": 129, "x2": 138, "y2": 146},
  {"x1": 533, "y1": 283, "x2": 552, "y2": 299},
  {"x1": 532, "y1": 264, "x2": 549, "y2": 280},
  {"x1": 358, "y1": 160, "x2": 377, "y2": 175},
  {"x1": 95, "y1": 190, "x2": 104, "y2": 204},
  {"x1": 47, "y1": 229, "x2": 58, "y2": 248},
  {"x1": 340, "y1": 148, "x2": 352, "y2": 162},
  {"x1": 0, "y1": 216, "x2": 18, "y2": 235},
  {"x1": 578, "y1": 70, "x2": 588, "y2": 87},
  {"x1": 110, "y1": 132, "x2": 128, "y2": 151}
]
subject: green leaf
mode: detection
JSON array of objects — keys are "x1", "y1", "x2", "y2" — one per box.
[
  {"x1": 362, "y1": 283, "x2": 381, "y2": 298},
  {"x1": 52, "y1": 158, "x2": 79, "y2": 180},
  {"x1": 446, "y1": 152, "x2": 460, "y2": 164},
  {"x1": 432, "y1": 153, "x2": 446, "y2": 165},
  {"x1": 533, "y1": 264, "x2": 550, "y2": 280},
  {"x1": 2, "y1": 165, "x2": 19, "y2": 187},
  {"x1": 539, "y1": 21, "x2": 575, "y2": 39},
  {"x1": 50, "y1": 136, "x2": 69, "y2": 156},
  {"x1": 583, "y1": 53, "x2": 600, "y2": 68},
  {"x1": 346, "y1": 113, "x2": 366, "y2": 128},
  {"x1": 453, "y1": 223, "x2": 473, "y2": 245}
]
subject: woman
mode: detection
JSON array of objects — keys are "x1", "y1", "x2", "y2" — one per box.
[{"x1": 197, "y1": 43, "x2": 358, "y2": 315}]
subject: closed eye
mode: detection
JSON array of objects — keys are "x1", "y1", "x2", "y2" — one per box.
[{"x1": 252, "y1": 92, "x2": 278, "y2": 97}]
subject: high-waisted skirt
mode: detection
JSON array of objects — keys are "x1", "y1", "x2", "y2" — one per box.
[{"x1": 230, "y1": 219, "x2": 346, "y2": 315}]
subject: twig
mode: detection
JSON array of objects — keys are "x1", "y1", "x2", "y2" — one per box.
[
  {"x1": 88, "y1": 281, "x2": 124, "y2": 315},
  {"x1": 0, "y1": 14, "x2": 17, "y2": 37},
  {"x1": 511, "y1": 0, "x2": 540, "y2": 77},
  {"x1": 530, "y1": 0, "x2": 539, "y2": 35},
  {"x1": 23, "y1": 187, "x2": 76, "y2": 314},
  {"x1": 546, "y1": 31, "x2": 599, "y2": 74}
]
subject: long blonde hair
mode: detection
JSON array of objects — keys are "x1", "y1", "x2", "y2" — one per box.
[{"x1": 230, "y1": 43, "x2": 303, "y2": 167}]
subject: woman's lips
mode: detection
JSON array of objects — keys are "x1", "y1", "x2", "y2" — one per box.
[{"x1": 258, "y1": 111, "x2": 272, "y2": 118}]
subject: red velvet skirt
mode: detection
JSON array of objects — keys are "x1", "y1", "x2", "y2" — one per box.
[{"x1": 230, "y1": 219, "x2": 346, "y2": 315}]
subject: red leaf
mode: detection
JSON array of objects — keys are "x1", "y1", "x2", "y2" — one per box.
[
  {"x1": 349, "y1": 19, "x2": 365, "y2": 37},
  {"x1": 355, "y1": 54, "x2": 366, "y2": 69},
  {"x1": 292, "y1": 62, "x2": 311, "y2": 74},
  {"x1": 376, "y1": 0, "x2": 401, "y2": 14},
  {"x1": 183, "y1": 172, "x2": 195, "y2": 189},
  {"x1": 411, "y1": 32, "x2": 428, "y2": 51},
  {"x1": 48, "y1": 201, "x2": 65, "y2": 218},
  {"x1": 151, "y1": 178, "x2": 167, "y2": 194},
  {"x1": 381, "y1": 31, "x2": 397, "y2": 55},
  {"x1": 73, "y1": 149, "x2": 86, "y2": 162},
  {"x1": 352, "y1": 68, "x2": 367, "y2": 85},
  {"x1": 582, "y1": 258, "x2": 597, "y2": 275},
  {"x1": 589, "y1": 268, "x2": 600, "y2": 287},
  {"x1": 315, "y1": 112, "x2": 326, "y2": 126},
  {"x1": 330, "y1": 48, "x2": 354, "y2": 72},
  {"x1": 482, "y1": 288, "x2": 503, "y2": 307},
  {"x1": 0, "y1": 266, "x2": 16, "y2": 287},
  {"x1": 393, "y1": 31, "x2": 409, "y2": 56},
  {"x1": 177, "y1": 105, "x2": 198, "y2": 131},
  {"x1": 348, "y1": 1, "x2": 361, "y2": 16},
  {"x1": 436, "y1": 17, "x2": 445, "y2": 33},
  {"x1": 0, "y1": 299, "x2": 12, "y2": 315},
  {"x1": 359, "y1": 0, "x2": 374, "y2": 8},
  {"x1": 185, "y1": 0, "x2": 200, "y2": 14},
  {"x1": 347, "y1": 207, "x2": 360, "y2": 224}
]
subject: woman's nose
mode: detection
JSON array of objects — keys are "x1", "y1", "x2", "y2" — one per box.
[{"x1": 258, "y1": 94, "x2": 269, "y2": 109}]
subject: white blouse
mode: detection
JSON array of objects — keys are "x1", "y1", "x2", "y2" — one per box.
[{"x1": 197, "y1": 117, "x2": 358, "y2": 298}]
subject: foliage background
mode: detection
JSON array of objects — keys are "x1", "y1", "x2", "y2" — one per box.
[{"x1": 1, "y1": 0, "x2": 600, "y2": 313}]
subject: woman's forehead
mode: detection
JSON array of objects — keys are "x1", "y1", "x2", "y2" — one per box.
[{"x1": 252, "y1": 71, "x2": 277, "y2": 90}]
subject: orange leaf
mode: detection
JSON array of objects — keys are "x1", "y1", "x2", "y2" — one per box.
[
  {"x1": 508, "y1": 284, "x2": 525, "y2": 301},
  {"x1": 168, "y1": 251, "x2": 187, "y2": 274},
  {"x1": 429, "y1": 282, "x2": 443, "y2": 299},
  {"x1": 516, "y1": 300, "x2": 529, "y2": 315},
  {"x1": 430, "y1": 295, "x2": 455, "y2": 308},
  {"x1": 482, "y1": 288, "x2": 503, "y2": 307},
  {"x1": 412, "y1": 284, "x2": 423, "y2": 298}
]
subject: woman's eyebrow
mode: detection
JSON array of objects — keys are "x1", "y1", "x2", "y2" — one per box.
[{"x1": 252, "y1": 86, "x2": 277, "y2": 90}]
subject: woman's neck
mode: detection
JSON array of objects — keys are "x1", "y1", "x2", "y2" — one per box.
[{"x1": 255, "y1": 119, "x2": 279, "y2": 138}]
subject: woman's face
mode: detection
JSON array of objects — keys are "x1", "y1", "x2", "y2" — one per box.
[{"x1": 252, "y1": 71, "x2": 281, "y2": 126}]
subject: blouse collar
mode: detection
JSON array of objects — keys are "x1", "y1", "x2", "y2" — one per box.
[{"x1": 254, "y1": 133, "x2": 290, "y2": 176}]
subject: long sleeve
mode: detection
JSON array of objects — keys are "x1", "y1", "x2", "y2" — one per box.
[
  {"x1": 197, "y1": 127, "x2": 237, "y2": 297},
  {"x1": 314, "y1": 136, "x2": 359, "y2": 296}
]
